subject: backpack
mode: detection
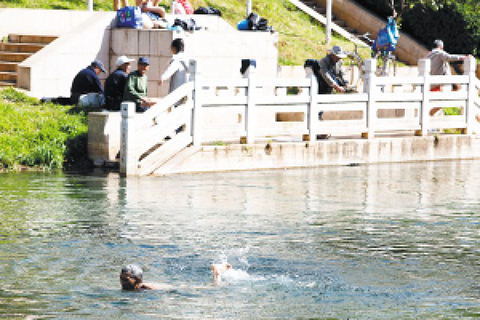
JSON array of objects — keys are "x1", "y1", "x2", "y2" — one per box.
[
  {"x1": 116, "y1": 6, "x2": 143, "y2": 29},
  {"x1": 194, "y1": 7, "x2": 222, "y2": 16},
  {"x1": 173, "y1": 18, "x2": 200, "y2": 31},
  {"x1": 246, "y1": 13, "x2": 272, "y2": 31},
  {"x1": 372, "y1": 17, "x2": 399, "y2": 52}
]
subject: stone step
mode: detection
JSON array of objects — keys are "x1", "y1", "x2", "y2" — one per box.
[
  {"x1": 0, "y1": 52, "x2": 31, "y2": 63},
  {"x1": 0, "y1": 80, "x2": 16, "y2": 87},
  {"x1": 0, "y1": 42, "x2": 44, "y2": 53},
  {"x1": 8, "y1": 34, "x2": 57, "y2": 45},
  {"x1": 0, "y1": 71, "x2": 17, "y2": 81},
  {"x1": 0, "y1": 62, "x2": 18, "y2": 72}
]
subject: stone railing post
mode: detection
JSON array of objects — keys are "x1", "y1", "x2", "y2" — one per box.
[
  {"x1": 190, "y1": 60, "x2": 202, "y2": 146},
  {"x1": 241, "y1": 60, "x2": 257, "y2": 144},
  {"x1": 362, "y1": 59, "x2": 377, "y2": 139},
  {"x1": 463, "y1": 56, "x2": 477, "y2": 135},
  {"x1": 415, "y1": 59, "x2": 431, "y2": 136},
  {"x1": 120, "y1": 102, "x2": 137, "y2": 176},
  {"x1": 304, "y1": 69, "x2": 318, "y2": 142}
]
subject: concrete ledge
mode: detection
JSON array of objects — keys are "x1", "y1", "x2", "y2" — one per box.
[
  {"x1": 88, "y1": 111, "x2": 121, "y2": 165},
  {"x1": 154, "y1": 135, "x2": 480, "y2": 175}
]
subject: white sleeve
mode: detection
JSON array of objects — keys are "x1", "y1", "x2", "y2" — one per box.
[{"x1": 161, "y1": 59, "x2": 180, "y2": 81}]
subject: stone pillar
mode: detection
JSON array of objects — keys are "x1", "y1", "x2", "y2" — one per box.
[
  {"x1": 190, "y1": 60, "x2": 203, "y2": 146},
  {"x1": 120, "y1": 102, "x2": 138, "y2": 176},
  {"x1": 415, "y1": 59, "x2": 431, "y2": 136},
  {"x1": 464, "y1": 56, "x2": 477, "y2": 135},
  {"x1": 304, "y1": 73, "x2": 318, "y2": 142},
  {"x1": 241, "y1": 60, "x2": 257, "y2": 144},
  {"x1": 362, "y1": 59, "x2": 377, "y2": 139}
]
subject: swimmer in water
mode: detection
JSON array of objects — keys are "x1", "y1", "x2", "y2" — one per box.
[
  {"x1": 211, "y1": 263, "x2": 232, "y2": 283},
  {"x1": 120, "y1": 263, "x2": 233, "y2": 290}
]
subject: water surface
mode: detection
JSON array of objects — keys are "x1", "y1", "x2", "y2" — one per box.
[{"x1": 1, "y1": 161, "x2": 480, "y2": 319}]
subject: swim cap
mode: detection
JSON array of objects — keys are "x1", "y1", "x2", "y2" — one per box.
[{"x1": 121, "y1": 264, "x2": 143, "y2": 279}]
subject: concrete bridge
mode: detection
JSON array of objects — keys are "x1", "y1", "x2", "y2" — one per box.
[{"x1": 89, "y1": 56, "x2": 480, "y2": 176}]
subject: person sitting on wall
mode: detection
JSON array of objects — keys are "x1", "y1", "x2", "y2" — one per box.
[
  {"x1": 137, "y1": 0, "x2": 166, "y2": 19},
  {"x1": 41, "y1": 60, "x2": 106, "y2": 107},
  {"x1": 318, "y1": 45, "x2": 349, "y2": 95},
  {"x1": 120, "y1": 263, "x2": 233, "y2": 291},
  {"x1": 70, "y1": 59, "x2": 107, "y2": 108},
  {"x1": 114, "y1": 0, "x2": 129, "y2": 10},
  {"x1": 123, "y1": 57, "x2": 155, "y2": 112},
  {"x1": 105, "y1": 55, "x2": 135, "y2": 111}
]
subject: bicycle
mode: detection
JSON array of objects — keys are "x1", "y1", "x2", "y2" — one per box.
[{"x1": 345, "y1": 33, "x2": 398, "y2": 90}]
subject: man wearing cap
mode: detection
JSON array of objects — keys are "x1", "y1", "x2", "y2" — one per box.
[
  {"x1": 318, "y1": 45, "x2": 349, "y2": 94},
  {"x1": 105, "y1": 55, "x2": 134, "y2": 111},
  {"x1": 70, "y1": 59, "x2": 107, "y2": 108},
  {"x1": 124, "y1": 57, "x2": 155, "y2": 112}
]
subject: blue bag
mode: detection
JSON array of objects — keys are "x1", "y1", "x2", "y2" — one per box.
[
  {"x1": 372, "y1": 17, "x2": 399, "y2": 52},
  {"x1": 116, "y1": 6, "x2": 143, "y2": 29},
  {"x1": 237, "y1": 19, "x2": 249, "y2": 31}
]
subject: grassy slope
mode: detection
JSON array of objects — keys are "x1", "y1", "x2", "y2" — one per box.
[
  {"x1": 0, "y1": 88, "x2": 88, "y2": 170},
  {"x1": 0, "y1": 0, "x2": 369, "y2": 65}
]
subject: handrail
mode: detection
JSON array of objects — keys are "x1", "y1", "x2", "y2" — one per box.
[{"x1": 120, "y1": 57, "x2": 479, "y2": 176}]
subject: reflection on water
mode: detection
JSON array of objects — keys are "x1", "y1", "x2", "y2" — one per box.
[{"x1": 1, "y1": 161, "x2": 480, "y2": 318}]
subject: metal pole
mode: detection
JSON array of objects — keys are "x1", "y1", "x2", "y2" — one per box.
[
  {"x1": 88, "y1": 0, "x2": 93, "y2": 11},
  {"x1": 326, "y1": 0, "x2": 332, "y2": 44},
  {"x1": 247, "y1": 0, "x2": 252, "y2": 16}
]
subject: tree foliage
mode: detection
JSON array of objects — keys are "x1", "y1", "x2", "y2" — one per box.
[{"x1": 353, "y1": 0, "x2": 480, "y2": 56}]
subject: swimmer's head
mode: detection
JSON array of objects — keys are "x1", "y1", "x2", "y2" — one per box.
[{"x1": 120, "y1": 264, "x2": 143, "y2": 290}]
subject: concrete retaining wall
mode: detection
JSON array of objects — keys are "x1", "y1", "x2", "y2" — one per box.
[
  {"x1": 111, "y1": 26, "x2": 278, "y2": 98},
  {"x1": 154, "y1": 135, "x2": 480, "y2": 175}
]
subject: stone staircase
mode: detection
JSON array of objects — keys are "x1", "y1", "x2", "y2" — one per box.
[
  {"x1": 0, "y1": 34, "x2": 57, "y2": 87},
  {"x1": 301, "y1": 0, "x2": 367, "y2": 42}
]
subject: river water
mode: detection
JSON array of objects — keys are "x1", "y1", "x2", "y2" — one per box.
[{"x1": 1, "y1": 161, "x2": 480, "y2": 319}]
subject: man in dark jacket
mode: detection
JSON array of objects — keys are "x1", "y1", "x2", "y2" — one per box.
[
  {"x1": 70, "y1": 59, "x2": 107, "y2": 107},
  {"x1": 45, "y1": 59, "x2": 106, "y2": 106},
  {"x1": 105, "y1": 55, "x2": 134, "y2": 111},
  {"x1": 318, "y1": 45, "x2": 349, "y2": 94}
]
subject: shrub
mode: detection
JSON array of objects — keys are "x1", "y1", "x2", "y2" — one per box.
[{"x1": 401, "y1": 3, "x2": 478, "y2": 55}]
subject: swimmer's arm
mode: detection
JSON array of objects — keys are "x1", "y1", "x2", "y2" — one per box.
[
  {"x1": 211, "y1": 263, "x2": 232, "y2": 282},
  {"x1": 140, "y1": 282, "x2": 176, "y2": 291}
]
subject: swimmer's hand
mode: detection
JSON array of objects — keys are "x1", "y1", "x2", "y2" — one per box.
[{"x1": 211, "y1": 263, "x2": 232, "y2": 282}]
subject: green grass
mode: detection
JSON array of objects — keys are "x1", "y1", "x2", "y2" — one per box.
[
  {"x1": 0, "y1": 88, "x2": 88, "y2": 171},
  {"x1": 0, "y1": 0, "x2": 370, "y2": 66}
]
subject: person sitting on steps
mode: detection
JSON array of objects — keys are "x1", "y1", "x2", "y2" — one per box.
[
  {"x1": 113, "y1": 0, "x2": 129, "y2": 11},
  {"x1": 137, "y1": 0, "x2": 166, "y2": 19}
]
